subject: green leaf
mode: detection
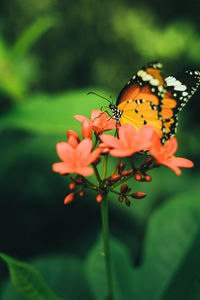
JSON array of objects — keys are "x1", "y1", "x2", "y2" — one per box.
[
  {"x1": 86, "y1": 190, "x2": 200, "y2": 300},
  {"x1": 85, "y1": 236, "x2": 136, "y2": 300},
  {"x1": 132, "y1": 190, "x2": 200, "y2": 300},
  {"x1": 1, "y1": 254, "x2": 94, "y2": 300},
  {"x1": 0, "y1": 253, "x2": 61, "y2": 300},
  {"x1": 0, "y1": 90, "x2": 109, "y2": 135},
  {"x1": 12, "y1": 16, "x2": 58, "y2": 58}
]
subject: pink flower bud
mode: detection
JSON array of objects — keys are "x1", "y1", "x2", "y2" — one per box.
[
  {"x1": 109, "y1": 174, "x2": 121, "y2": 182},
  {"x1": 134, "y1": 174, "x2": 142, "y2": 181},
  {"x1": 121, "y1": 170, "x2": 133, "y2": 176},
  {"x1": 64, "y1": 192, "x2": 75, "y2": 204},
  {"x1": 125, "y1": 199, "x2": 131, "y2": 207},
  {"x1": 145, "y1": 157, "x2": 153, "y2": 165},
  {"x1": 69, "y1": 182, "x2": 76, "y2": 190},
  {"x1": 118, "y1": 195, "x2": 124, "y2": 202},
  {"x1": 118, "y1": 162, "x2": 125, "y2": 172},
  {"x1": 130, "y1": 192, "x2": 146, "y2": 199},
  {"x1": 121, "y1": 184, "x2": 129, "y2": 193},
  {"x1": 145, "y1": 175, "x2": 152, "y2": 182},
  {"x1": 96, "y1": 194, "x2": 103, "y2": 203}
]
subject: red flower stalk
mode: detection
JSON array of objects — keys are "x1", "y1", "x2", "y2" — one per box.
[
  {"x1": 52, "y1": 139, "x2": 101, "y2": 176},
  {"x1": 150, "y1": 136, "x2": 194, "y2": 175},
  {"x1": 74, "y1": 110, "x2": 116, "y2": 134},
  {"x1": 99, "y1": 123, "x2": 155, "y2": 157}
]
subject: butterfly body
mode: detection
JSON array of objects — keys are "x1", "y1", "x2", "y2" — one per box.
[{"x1": 112, "y1": 62, "x2": 200, "y2": 144}]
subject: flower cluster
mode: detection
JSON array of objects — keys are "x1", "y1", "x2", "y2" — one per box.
[{"x1": 52, "y1": 110, "x2": 194, "y2": 205}]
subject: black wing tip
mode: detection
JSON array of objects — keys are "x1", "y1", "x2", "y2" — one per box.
[{"x1": 144, "y1": 61, "x2": 163, "y2": 70}]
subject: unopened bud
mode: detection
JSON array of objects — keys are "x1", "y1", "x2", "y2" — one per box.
[
  {"x1": 118, "y1": 195, "x2": 124, "y2": 202},
  {"x1": 130, "y1": 192, "x2": 146, "y2": 199},
  {"x1": 75, "y1": 178, "x2": 83, "y2": 185},
  {"x1": 145, "y1": 157, "x2": 153, "y2": 165},
  {"x1": 69, "y1": 182, "x2": 76, "y2": 190},
  {"x1": 109, "y1": 174, "x2": 121, "y2": 182},
  {"x1": 121, "y1": 170, "x2": 129, "y2": 176},
  {"x1": 118, "y1": 162, "x2": 125, "y2": 172},
  {"x1": 121, "y1": 184, "x2": 129, "y2": 193},
  {"x1": 145, "y1": 175, "x2": 152, "y2": 182},
  {"x1": 125, "y1": 198, "x2": 131, "y2": 207},
  {"x1": 79, "y1": 191, "x2": 84, "y2": 196},
  {"x1": 134, "y1": 174, "x2": 142, "y2": 181},
  {"x1": 96, "y1": 194, "x2": 103, "y2": 203},
  {"x1": 64, "y1": 192, "x2": 75, "y2": 204}
]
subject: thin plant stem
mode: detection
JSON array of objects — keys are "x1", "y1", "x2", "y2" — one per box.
[
  {"x1": 100, "y1": 193, "x2": 114, "y2": 300},
  {"x1": 93, "y1": 165, "x2": 101, "y2": 185},
  {"x1": 111, "y1": 158, "x2": 121, "y2": 175},
  {"x1": 103, "y1": 154, "x2": 108, "y2": 180}
]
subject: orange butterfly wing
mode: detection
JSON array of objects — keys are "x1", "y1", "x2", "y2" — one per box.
[{"x1": 116, "y1": 63, "x2": 165, "y2": 138}]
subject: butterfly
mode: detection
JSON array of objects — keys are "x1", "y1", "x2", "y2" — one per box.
[{"x1": 109, "y1": 62, "x2": 200, "y2": 144}]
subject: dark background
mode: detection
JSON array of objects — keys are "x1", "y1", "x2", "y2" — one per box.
[{"x1": 0, "y1": 0, "x2": 200, "y2": 299}]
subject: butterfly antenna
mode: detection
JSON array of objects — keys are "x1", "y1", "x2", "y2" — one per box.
[{"x1": 87, "y1": 92, "x2": 112, "y2": 104}]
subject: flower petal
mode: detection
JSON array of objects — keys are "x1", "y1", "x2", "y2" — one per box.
[
  {"x1": 171, "y1": 157, "x2": 194, "y2": 168},
  {"x1": 56, "y1": 142, "x2": 74, "y2": 162},
  {"x1": 109, "y1": 148, "x2": 133, "y2": 157},
  {"x1": 103, "y1": 117, "x2": 116, "y2": 130},
  {"x1": 74, "y1": 115, "x2": 90, "y2": 123},
  {"x1": 52, "y1": 162, "x2": 74, "y2": 174},
  {"x1": 82, "y1": 119, "x2": 92, "y2": 139},
  {"x1": 99, "y1": 134, "x2": 121, "y2": 148},
  {"x1": 118, "y1": 123, "x2": 136, "y2": 146},
  {"x1": 67, "y1": 130, "x2": 80, "y2": 142},
  {"x1": 76, "y1": 138, "x2": 93, "y2": 161},
  {"x1": 149, "y1": 131, "x2": 162, "y2": 157},
  {"x1": 134, "y1": 125, "x2": 155, "y2": 150},
  {"x1": 88, "y1": 148, "x2": 101, "y2": 164},
  {"x1": 91, "y1": 110, "x2": 103, "y2": 122},
  {"x1": 161, "y1": 160, "x2": 182, "y2": 175},
  {"x1": 68, "y1": 136, "x2": 79, "y2": 148},
  {"x1": 76, "y1": 166, "x2": 94, "y2": 176},
  {"x1": 163, "y1": 136, "x2": 177, "y2": 158}
]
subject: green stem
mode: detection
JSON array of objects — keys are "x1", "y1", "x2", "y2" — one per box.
[
  {"x1": 100, "y1": 194, "x2": 114, "y2": 300},
  {"x1": 93, "y1": 165, "x2": 101, "y2": 185},
  {"x1": 103, "y1": 154, "x2": 108, "y2": 180},
  {"x1": 111, "y1": 158, "x2": 121, "y2": 175}
]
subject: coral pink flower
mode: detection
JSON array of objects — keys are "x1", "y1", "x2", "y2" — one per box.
[
  {"x1": 82, "y1": 119, "x2": 92, "y2": 139},
  {"x1": 150, "y1": 135, "x2": 194, "y2": 175},
  {"x1": 99, "y1": 123, "x2": 155, "y2": 157},
  {"x1": 67, "y1": 130, "x2": 80, "y2": 148},
  {"x1": 52, "y1": 139, "x2": 101, "y2": 176},
  {"x1": 74, "y1": 110, "x2": 116, "y2": 134}
]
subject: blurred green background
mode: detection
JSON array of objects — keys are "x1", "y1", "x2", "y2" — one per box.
[{"x1": 0, "y1": 0, "x2": 200, "y2": 299}]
